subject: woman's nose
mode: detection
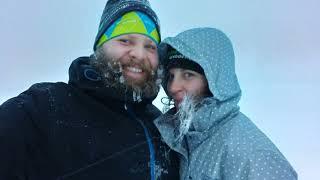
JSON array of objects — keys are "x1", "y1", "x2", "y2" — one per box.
[{"x1": 168, "y1": 77, "x2": 183, "y2": 94}]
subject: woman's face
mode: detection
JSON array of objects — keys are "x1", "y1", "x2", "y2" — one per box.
[{"x1": 167, "y1": 68, "x2": 209, "y2": 108}]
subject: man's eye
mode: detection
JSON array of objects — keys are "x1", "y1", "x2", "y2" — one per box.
[
  {"x1": 119, "y1": 39, "x2": 129, "y2": 44},
  {"x1": 145, "y1": 44, "x2": 157, "y2": 50}
]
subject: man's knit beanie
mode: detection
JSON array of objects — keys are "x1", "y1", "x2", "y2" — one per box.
[{"x1": 93, "y1": 0, "x2": 160, "y2": 51}]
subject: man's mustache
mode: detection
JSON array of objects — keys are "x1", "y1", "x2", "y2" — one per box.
[{"x1": 119, "y1": 60, "x2": 154, "y2": 76}]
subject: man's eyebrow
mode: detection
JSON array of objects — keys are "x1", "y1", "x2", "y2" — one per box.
[
  {"x1": 126, "y1": 34, "x2": 136, "y2": 39},
  {"x1": 145, "y1": 38, "x2": 156, "y2": 45}
]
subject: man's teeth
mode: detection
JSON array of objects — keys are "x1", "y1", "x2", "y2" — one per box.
[{"x1": 127, "y1": 67, "x2": 142, "y2": 73}]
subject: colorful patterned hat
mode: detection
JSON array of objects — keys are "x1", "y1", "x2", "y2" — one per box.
[
  {"x1": 93, "y1": 0, "x2": 160, "y2": 50},
  {"x1": 96, "y1": 11, "x2": 160, "y2": 48}
]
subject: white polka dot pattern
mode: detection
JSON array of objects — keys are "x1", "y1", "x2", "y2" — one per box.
[{"x1": 154, "y1": 28, "x2": 297, "y2": 180}]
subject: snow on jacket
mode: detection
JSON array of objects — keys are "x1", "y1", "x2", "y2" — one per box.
[
  {"x1": 0, "y1": 56, "x2": 179, "y2": 180},
  {"x1": 155, "y1": 27, "x2": 297, "y2": 180}
]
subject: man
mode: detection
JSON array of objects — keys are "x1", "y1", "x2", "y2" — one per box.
[{"x1": 0, "y1": 0, "x2": 178, "y2": 179}]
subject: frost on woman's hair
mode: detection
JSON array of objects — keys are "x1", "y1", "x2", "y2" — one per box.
[{"x1": 174, "y1": 94, "x2": 196, "y2": 143}]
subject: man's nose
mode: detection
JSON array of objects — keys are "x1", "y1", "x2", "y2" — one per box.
[{"x1": 129, "y1": 45, "x2": 146, "y2": 62}]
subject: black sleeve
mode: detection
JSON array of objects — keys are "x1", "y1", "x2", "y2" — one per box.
[{"x1": 0, "y1": 90, "x2": 42, "y2": 179}]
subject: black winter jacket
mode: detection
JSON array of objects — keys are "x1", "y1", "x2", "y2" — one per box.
[{"x1": 0, "y1": 57, "x2": 179, "y2": 180}]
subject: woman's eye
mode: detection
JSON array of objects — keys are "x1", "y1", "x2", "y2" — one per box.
[
  {"x1": 167, "y1": 73, "x2": 174, "y2": 82},
  {"x1": 184, "y1": 72, "x2": 194, "y2": 79}
]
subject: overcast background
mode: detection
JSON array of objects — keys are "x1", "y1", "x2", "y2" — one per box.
[{"x1": 1, "y1": 0, "x2": 319, "y2": 179}]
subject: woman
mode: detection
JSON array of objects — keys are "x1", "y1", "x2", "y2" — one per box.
[{"x1": 155, "y1": 27, "x2": 297, "y2": 180}]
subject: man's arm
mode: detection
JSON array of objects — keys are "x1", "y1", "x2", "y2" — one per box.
[{"x1": 0, "y1": 94, "x2": 36, "y2": 179}]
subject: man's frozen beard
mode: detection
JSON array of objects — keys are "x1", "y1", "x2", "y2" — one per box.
[{"x1": 91, "y1": 48, "x2": 162, "y2": 100}]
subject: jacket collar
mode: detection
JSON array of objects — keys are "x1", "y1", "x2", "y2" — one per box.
[{"x1": 154, "y1": 97, "x2": 240, "y2": 157}]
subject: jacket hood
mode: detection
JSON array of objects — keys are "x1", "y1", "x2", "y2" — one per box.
[
  {"x1": 155, "y1": 28, "x2": 242, "y2": 147},
  {"x1": 154, "y1": 29, "x2": 297, "y2": 180},
  {"x1": 160, "y1": 27, "x2": 241, "y2": 103},
  {"x1": 68, "y1": 56, "x2": 158, "y2": 104}
]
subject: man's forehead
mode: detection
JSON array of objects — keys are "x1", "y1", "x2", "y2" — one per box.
[{"x1": 117, "y1": 34, "x2": 156, "y2": 43}]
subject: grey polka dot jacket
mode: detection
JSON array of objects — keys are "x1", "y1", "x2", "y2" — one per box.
[{"x1": 155, "y1": 27, "x2": 297, "y2": 180}]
